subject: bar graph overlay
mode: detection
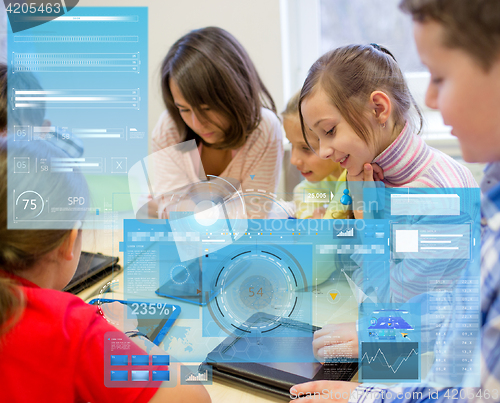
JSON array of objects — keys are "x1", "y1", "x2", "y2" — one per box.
[
  {"x1": 51, "y1": 157, "x2": 103, "y2": 173},
  {"x1": 180, "y1": 365, "x2": 213, "y2": 385},
  {"x1": 13, "y1": 52, "x2": 141, "y2": 73},
  {"x1": 12, "y1": 88, "x2": 140, "y2": 109}
]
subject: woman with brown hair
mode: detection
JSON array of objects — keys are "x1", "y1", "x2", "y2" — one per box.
[{"x1": 152, "y1": 27, "x2": 283, "y2": 218}]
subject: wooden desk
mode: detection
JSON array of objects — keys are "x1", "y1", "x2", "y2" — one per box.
[{"x1": 78, "y1": 229, "x2": 358, "y2": 402}]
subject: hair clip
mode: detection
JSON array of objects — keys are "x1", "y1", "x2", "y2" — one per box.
[{"x1": 370, "y1": 43, "x2": 397, "y2": 61}]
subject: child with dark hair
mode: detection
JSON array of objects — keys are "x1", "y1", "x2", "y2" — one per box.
[
  {"x1": 290, "y1": 0, "x2": 500, "y2": 401},
  {"x1": 152, "y1": 27, "x2": 283, "y2": 218}
]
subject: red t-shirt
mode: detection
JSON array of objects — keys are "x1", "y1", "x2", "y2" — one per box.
[{"x1": 0, "y1": 273, "x2": 160, "y2": 402}]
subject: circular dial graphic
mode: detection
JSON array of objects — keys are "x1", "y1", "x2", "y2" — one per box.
[
  {"x1": 226, "y1": 190, "x2": 291, "y2": 219},
  {"x1": 15, "y1": 190, "x2": 45, "y2": 220},
  {"x1": 170, "y1": 264, "x2": 190, "y2": 285},
  {"x1": 239, "y1": 275, "x2": 274, "y2": 310},
  {"x1": 205, "y1": 245, "x2": 309, "y2": 335}
]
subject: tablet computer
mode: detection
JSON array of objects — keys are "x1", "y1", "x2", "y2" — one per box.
[
  {"x1": 64, "y1": 251, "x2": 120, "y2": 294},
  {"x1": 203, "y1": 312, "x2": 357, "y2": 398},
  {"x1": 88, "y1": 298, "x2": 181, "y2": 346},
  {"x1": 155, "y1": 257, "x2": 251, "y2": 306},
  {"x1": 155, "y1": 259, "x2": 206, "y2": 305}
]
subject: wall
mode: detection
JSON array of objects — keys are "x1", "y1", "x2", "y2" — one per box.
[{"x1": 76, "y1": 0, "x2": 285, "y2": 144}]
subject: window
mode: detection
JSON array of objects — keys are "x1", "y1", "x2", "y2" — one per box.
[
  {"x1": 280, "y1": 0, "x2": 484, "y2": 187},
  {"x1": 281, "y1": 0, "x2": 454, "y2": 140}
]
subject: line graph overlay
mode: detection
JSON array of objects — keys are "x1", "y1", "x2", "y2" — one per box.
[
  {"x1": 362, "y1": 346, "x2": 417, "y2": 373},
  {"x1": 361, "y1": 342, "x2": 419, "y2": 381}
]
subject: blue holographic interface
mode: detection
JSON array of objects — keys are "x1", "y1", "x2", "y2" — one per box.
[
  {"x1": 118, "y1": 187, "x2": 480, "y2": 376},
  {"x1": 104, "y1": 331, "x2": 175, "y2": 388},
  {"x1": 7, "y1": 7, "x2": 148, "y2": 229}
]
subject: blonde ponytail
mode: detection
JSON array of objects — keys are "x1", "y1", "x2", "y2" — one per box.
[{"x1": 0, "y1": 277, "x2": 24, "y2": 337}]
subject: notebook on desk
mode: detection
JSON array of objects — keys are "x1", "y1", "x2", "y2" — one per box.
[
  {"x1": 63, "y1": 251, "x2": 120, "y2": 294},
  {"x1": 203, "y1": 312, "x2": 358, "y2": 398}
]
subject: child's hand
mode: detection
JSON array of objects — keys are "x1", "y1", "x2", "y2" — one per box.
[
  {"x1": 372, "y1": 163, "x2": 384, "y2": 181},
  {"x1": 312, "y1": 322, "x2": 359, "y2": 362},
  {"x1": 347, "y1": 164, "x2": 383, "y2": 219},
  {"x1": 289, "y1": 380, "x2": 360, "y2": 402},
  {"x1": 346, "y1": 163, "x2": 383, "y2": 182}
]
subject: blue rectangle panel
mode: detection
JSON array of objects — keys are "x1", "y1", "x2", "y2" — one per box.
[
  {"x1": 131, "y1": 370, "x2": 149, "y2": 381},
  {"x1": 152, "y1": 371, "x2": 170, "y2": 381},
  {"x1": 131, "y1": 355, "x2": 149, "y2": 366},
  {"x1": 152, "y1": 355, "x2": 169, "y2": 366},
  {"x1": 110, "y1": 371, "x2": 128, "y2": 381},
  {"x1": 110, "y1": 355, "x2": 128, "y2": 366}
]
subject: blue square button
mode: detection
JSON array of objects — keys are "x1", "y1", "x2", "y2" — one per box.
[
  {"x1": 110, "y1": 371, "x2": 128, "y2": 381},
  {"x1": 152, "y1": 355, "x2": 169, "y2": 366},
  {"x1": 131, "y1": 355, "x2": 149, "y2": 366},
  {"x1": 152, "y1": 371, "x2": 170, "y2": 381},
  {"x1": 131, "y1": 370, "x2": 149, "y2": 381},
  {"x1": 110, "y1": 355, "x2": 128, "y2": 366}
]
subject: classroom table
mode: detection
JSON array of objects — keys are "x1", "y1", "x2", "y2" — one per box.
[{"x1": 79, "y1": 228, "x2": 359, "y2": 402}]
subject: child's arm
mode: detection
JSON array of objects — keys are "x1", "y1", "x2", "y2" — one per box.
[
  {"x1": 294, "y1": 181, "x2": 315, "y2": 219},
  {"x1": 149, "y1": 386, "x2": 211, "y2": 403},
  {"x1": 151, "y1": 112, "x2": 203, "y2": 218}
]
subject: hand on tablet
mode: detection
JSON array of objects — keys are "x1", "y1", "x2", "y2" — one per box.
[
  {"x1": 312, "y1": 322, "x2": 359, "y2": 361},
  {"x1": 290, "y1": 380, "x2": 360, "y2": 402}
]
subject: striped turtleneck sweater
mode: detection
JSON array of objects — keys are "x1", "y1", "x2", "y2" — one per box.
[
  {"x1": 373, "y1": 122, "x2": 477, "y2": 188},
  {"x1": 351, "y1": 123, "x2": 479, "y2": 304}
]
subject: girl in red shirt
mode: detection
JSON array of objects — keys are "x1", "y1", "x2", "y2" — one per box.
[{"x1": 0, "y1": 139, "x2": 210, "y2": 403}]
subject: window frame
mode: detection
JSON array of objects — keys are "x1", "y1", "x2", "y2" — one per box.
[{"x1": 280, "y1": 0, "x2": 456, "y2": 141}]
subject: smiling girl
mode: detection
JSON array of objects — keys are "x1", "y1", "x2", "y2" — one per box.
[
  {"x1": 152, "y1": 27, "x2": 283, "y2": 218},
  {"x1": 298, "y1": 44, "x2": 480, "y2": 363},
  {"x1": 299, "y1": 44, "x2": 476, "y2": 219},
  {"x1": 291, "y1": 0, "x2": 500, "y2": 400}
]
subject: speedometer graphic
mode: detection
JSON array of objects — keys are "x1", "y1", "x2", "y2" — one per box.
[
  {"x1": 15, "y1": 190, "x2": 45, "y2": 220},
  {"x1": 203, "y1": 244, "x2": 312, "y2": 336}
]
